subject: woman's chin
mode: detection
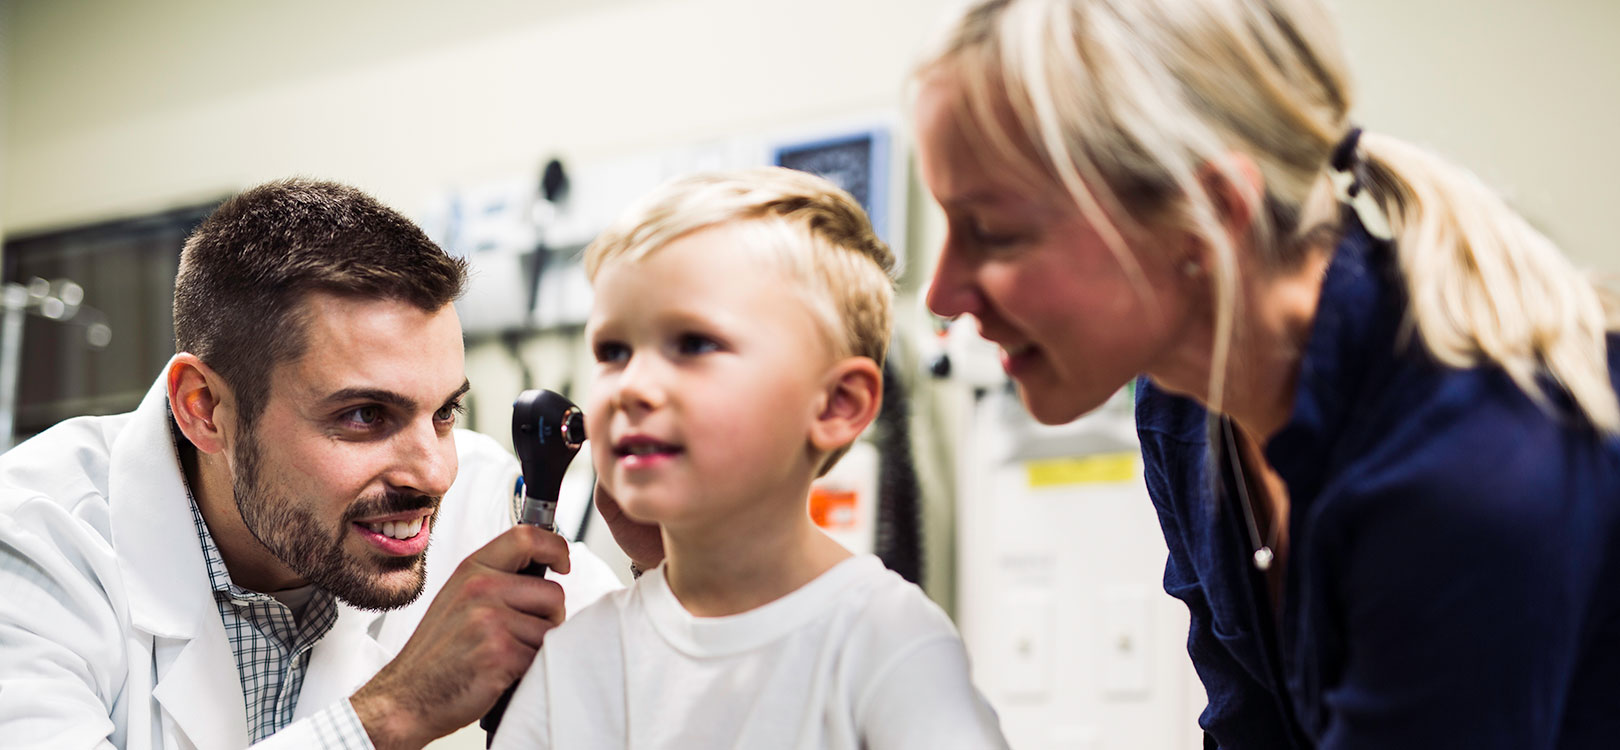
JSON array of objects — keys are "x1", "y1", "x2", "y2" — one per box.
[{"x1": 1018, "y1": 383, "x2": 1111, "y2": 426}]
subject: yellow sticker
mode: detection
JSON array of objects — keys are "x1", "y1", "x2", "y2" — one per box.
[{"x1": 1025, "y1": 453, "x2": 1138, "y2": 487}]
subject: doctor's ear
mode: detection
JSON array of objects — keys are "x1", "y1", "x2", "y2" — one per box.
[
  {"x1": 808, "y1": 356, "x2": 883, "y2": 453},
  {"x1": 167, "y1": 354, "x2": 233, "y2": 456}
]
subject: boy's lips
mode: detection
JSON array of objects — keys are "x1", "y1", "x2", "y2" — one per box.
[{"x1": 613, "y1": 434, "x2": 683, "y2": 470}]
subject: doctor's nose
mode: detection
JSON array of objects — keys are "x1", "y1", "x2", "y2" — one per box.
[{"x1": 387, "y1": 419, "x2": 457, "y2": 499}]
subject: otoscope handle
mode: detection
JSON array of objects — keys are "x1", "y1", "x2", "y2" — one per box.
[{"x1": 516, "y1": 520, "x2": 556, "y2": 577}]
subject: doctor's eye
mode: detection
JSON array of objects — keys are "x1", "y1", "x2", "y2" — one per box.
[
  {"x1": 434, "y1": 401, "x2": 465, "y2": 424},
  {"x1": 341, "y1": 406, "x2": 384, "y2": 428}
]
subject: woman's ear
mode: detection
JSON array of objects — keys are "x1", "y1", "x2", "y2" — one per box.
[
  {"x1": 1199, "y1": 151, "x2": 1266, "y2": 243},
  {"x1": 809, "y1": 357, "x2": 884, "y2": 453},
  {"x1": 167, "y1": 354, "x2": 233, "y2": 455}
]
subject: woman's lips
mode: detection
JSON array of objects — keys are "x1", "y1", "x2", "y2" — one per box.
[{"x1": 1000, "y1": 342, "x2": 1040, "y2": 376}]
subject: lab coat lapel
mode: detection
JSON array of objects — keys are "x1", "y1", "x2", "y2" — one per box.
[
  {"x1": 150, "y1": 626, "x2": 250, "y2": 750},
  {"x1": 111, "y1": 370, "x2": 250, "y2": 748},
  {"x1": 294, "y1": 605, "x2": 393, "y2": 721}
]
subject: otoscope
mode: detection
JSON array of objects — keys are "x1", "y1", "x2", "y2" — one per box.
[{"x1": 480, "y1": 389, "x2": 587, "y2": 743}]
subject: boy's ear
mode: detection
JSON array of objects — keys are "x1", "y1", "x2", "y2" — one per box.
[
  {"x1": 167, "y1": 353, "x2": 234, "y2": 456},
  {"x1": 809, "y1": 357, "x2": 883, "y2": 453}
]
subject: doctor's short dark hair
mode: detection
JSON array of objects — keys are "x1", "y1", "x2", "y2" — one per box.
[{"x1": 173, "y1": 178, "x2": 466, "y2": 428}]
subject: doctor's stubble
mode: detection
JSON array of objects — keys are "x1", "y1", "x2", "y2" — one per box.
[{"x1": 232, "y1": 423, "x2": 441, "y2": 610}]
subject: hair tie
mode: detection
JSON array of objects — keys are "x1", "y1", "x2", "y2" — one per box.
[
  {"x1": 1326, "y1": 125, "x2": 1394, "y2": 241},
  {"x1": 1329, "y1": 126, "x2": 1363, "y2": 174}
]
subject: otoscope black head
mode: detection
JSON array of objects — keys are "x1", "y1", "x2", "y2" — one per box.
[
  {"x1": 512, "y1": 389, "x2": 586, "y2": 503},
  {"x1": 564, "y1": 409, "x2": 586, "y2": 447}
]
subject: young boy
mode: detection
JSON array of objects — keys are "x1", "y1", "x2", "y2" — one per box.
[{"x1": 491, "y1": 167, "x2": 1008, "y2": 749}]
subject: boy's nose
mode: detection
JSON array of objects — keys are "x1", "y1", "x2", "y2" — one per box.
[{"x1": 613, "y1": 355, "x2": 667, "y2": 413}]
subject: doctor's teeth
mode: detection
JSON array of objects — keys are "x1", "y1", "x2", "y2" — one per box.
[{"x1": 365, "y1": 519, "x2": 424, "y2": 540}]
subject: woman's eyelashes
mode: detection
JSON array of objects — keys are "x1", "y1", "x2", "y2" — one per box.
[{"x1": 968, "y1": 218, "x2": 1031, "y2": 248}]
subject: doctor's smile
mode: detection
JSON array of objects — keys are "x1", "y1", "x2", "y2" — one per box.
[{"x1": 352, "y1": 507, "x2": 435, "y2": 556}]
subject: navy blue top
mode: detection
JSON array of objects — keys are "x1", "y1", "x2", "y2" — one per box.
[{"x1": 1135, "y1": 219, "x2": 1620, "y2": 749}]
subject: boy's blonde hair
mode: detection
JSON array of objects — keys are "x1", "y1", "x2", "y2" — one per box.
[{"x1": 584, "y1": 166, "x2": 896, "y2": 473}]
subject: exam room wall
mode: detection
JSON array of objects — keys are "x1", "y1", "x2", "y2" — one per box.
[{"x1": 7, "y1": 0, "x2": 1620, "y2": 267}]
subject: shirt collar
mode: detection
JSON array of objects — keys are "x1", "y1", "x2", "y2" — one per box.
[
  {"x1": 186, "y1": 491, "x2": 237, "y2": 596},
  {"x1": 1264, "y1": 213, "x2": 1405, "y2": 502}
]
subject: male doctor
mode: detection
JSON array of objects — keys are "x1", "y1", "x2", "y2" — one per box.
[{"x1": 0, "y1": 179, "x2": 629, "y2": 749}]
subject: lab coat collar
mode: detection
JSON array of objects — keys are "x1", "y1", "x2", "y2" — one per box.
[
  {"x1": 110, "y1": 365, "x2": 250, "y2": 747},
  {"x1": 110, "y1": 365, "x2": 211, "y2": 640}
]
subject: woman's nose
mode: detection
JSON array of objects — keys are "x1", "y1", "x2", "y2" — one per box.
[{"x1": 926, "y1": 237, "x2": 979, "y2": 319}]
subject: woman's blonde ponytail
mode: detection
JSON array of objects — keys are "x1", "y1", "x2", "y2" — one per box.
[{"x1": 1358, "y1": 133, "x2": 1620, "y2": 434}]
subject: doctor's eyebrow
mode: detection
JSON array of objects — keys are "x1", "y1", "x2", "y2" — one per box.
[
  {"x1": 442, "y1": 380, "x2": 472, "y2": 408},
  {"x1": 323, "y1": 379, "x2": 471, "y2": 412}
]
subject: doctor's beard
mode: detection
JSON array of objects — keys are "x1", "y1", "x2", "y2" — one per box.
[{"x1": 231, "y1": 429, "x2": 441, "y2": 611}]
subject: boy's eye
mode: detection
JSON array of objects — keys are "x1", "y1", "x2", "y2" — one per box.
[
  {"x1": 595, "y1": 341, "x2": 629, "y2": 364},
  {"x1": 677, "y1": 333, "x2": 720, "y2": 356}
]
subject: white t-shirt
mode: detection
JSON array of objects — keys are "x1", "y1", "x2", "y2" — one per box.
[{"x1": 491, "y1": 554, "x2": 1009, "y2": 749}]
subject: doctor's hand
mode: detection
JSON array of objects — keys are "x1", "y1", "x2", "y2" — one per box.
[
  {"x1": 595, "y1": 481, "x2": 664, "y2": 572},
  {"x1": 351, "y1": 524, "x2": 570, "y2": 750}
]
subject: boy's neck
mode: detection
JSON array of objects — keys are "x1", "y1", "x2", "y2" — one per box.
[{"x1": 661, "y1": 504, "x2": 852, "y2": 618}]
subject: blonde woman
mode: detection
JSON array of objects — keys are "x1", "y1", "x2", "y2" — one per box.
[{"x1": 914, "y1": 0, "x2": 1620, "y2": 747}]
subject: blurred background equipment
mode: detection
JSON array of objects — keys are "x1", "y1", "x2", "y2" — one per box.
[
  {"x1": 1, "y1": 205, "x2": 217, "y2": 450},
  {"x1": 1, "y1": 277, "x2": 110, "y2": 450}
]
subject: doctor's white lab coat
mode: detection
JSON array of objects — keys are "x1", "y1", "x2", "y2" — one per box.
[{"x1": 0, "y1": 373, "x2": 621, "y2": 749}]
